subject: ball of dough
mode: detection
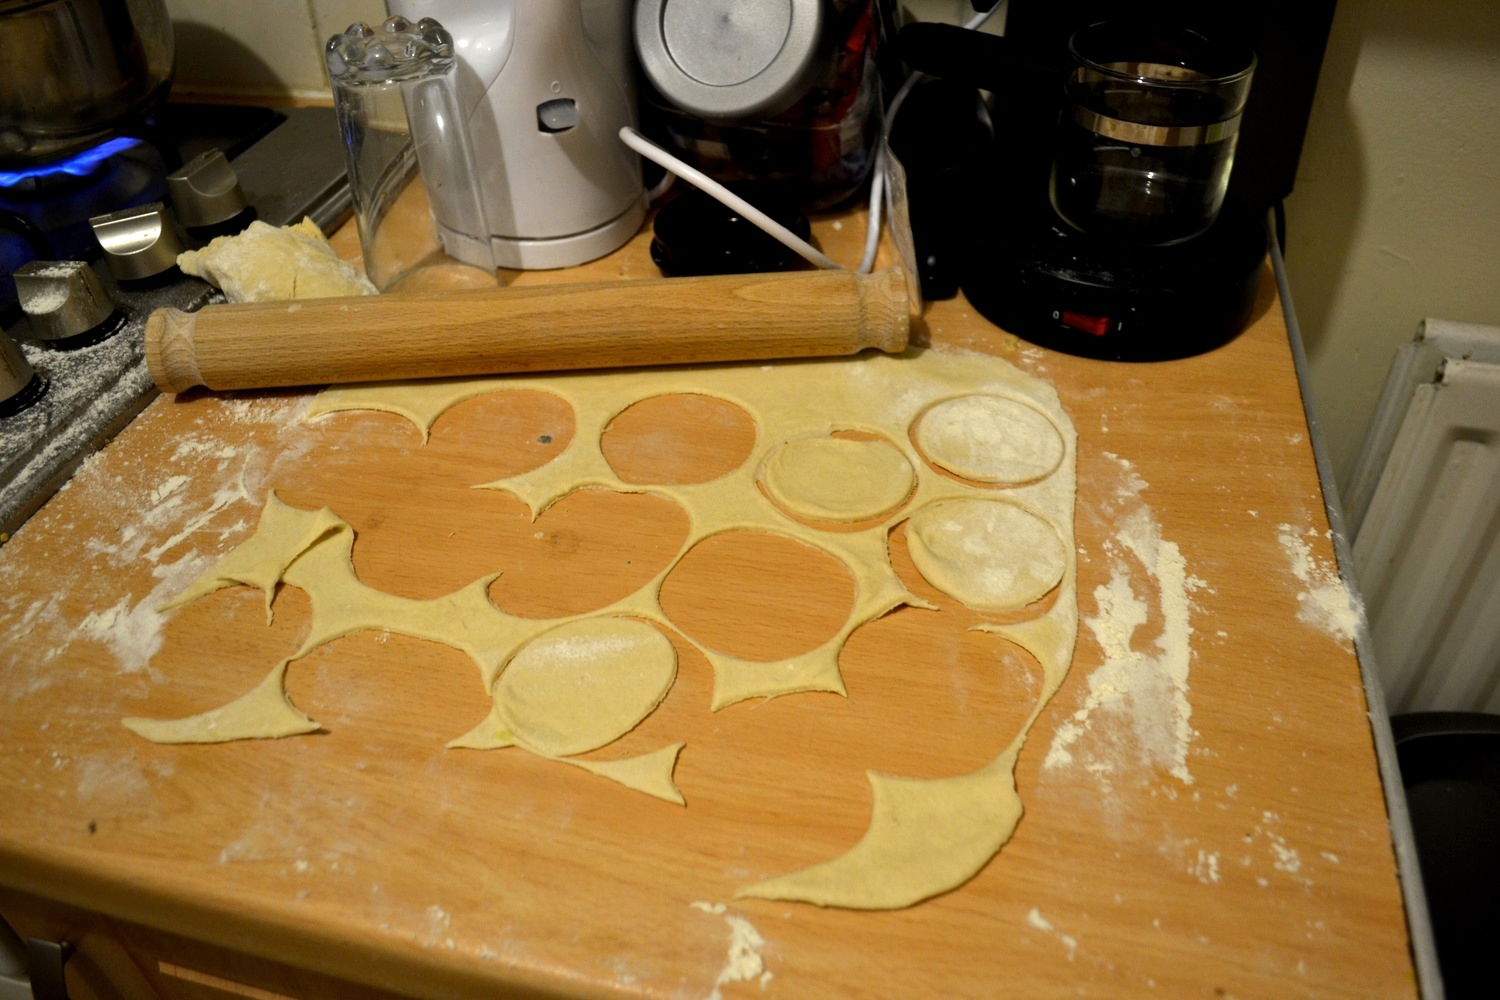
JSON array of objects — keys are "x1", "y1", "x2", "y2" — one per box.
[
  {"x1": 762, "y1": 436, "x2": 915, "y2": 523},
  {"x1": 177, "y1": 218, "x2": 376, "y2": 303},
  {"x1": 497, "y1": 618, "x2": 677, "y2": 757},
  {"x1": 906, "y1": 499, "x2": 1066, "y2": 611},
  {"x1": 915, "y1": 395, "x2": 1064, "y2": 485}
]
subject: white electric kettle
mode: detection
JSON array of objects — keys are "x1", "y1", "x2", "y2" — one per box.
[{"x1": 391, "y1": 1, "x2": 646, "y2": 270}]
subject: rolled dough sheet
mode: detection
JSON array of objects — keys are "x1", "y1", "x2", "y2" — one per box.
[{"x1": 134, "y1": 348, "x2": 1076, "y2": 909}]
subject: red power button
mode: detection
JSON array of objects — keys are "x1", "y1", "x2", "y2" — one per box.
[{"x1": 1060, "y1": 310, "x2": 1113, "y2": 337}]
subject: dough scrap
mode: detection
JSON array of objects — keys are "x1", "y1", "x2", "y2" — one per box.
[
  {"x1": 557, "y1": 743, "x2": 687, "y2": 805},
  {"x1": 498, "y1": 618, "x2": 677, "y2": 757},
  {"x1": 122, "y1": 660, "x2": 319, "y2": 743},
  {"x1": 158, "y1": 492, "x2": 344, "y2": 622},
  {"x1": 761, "y1": 436, "x2": 915, "y2": 523},
  {"x1": 906, "y1": 498, "x2": 1067, "y2": 612},
  {"x1": 139, "y1": 348, "x2": 1077, "y2": 907},
  {"x1": 177, "y1": 218, "x2": 376, "y2": 303},
  {"x1": 737, "y1": 752, "x2": 1022, "y2": 908},
  {"x1": 916, "y1": 394, "x2": 1065, "y2": 484}
]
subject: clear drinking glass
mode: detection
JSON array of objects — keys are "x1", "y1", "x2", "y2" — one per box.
[
  {"x1": 1049, "y1": 22, "x2": 1255, "y2": 246},
  {"x1": 326, "y1": 16, "x2": 496, "y2": 292}
]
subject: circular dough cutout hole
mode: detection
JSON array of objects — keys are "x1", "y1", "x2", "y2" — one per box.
[
  {"x1": 429, "y1": 390, "x2": 575, "y2": 480},
  {"x1": 913, "y1": 394, "x2": 1065, "y2": 486},
  {"x1": 601, "y1": 393, "x2": 756, "y2": 486},
  {"x1": 488, "y1": 488, "x2": 690, "y2": 619},
  {"x1": 760, "y1": 433, "x2": 915, "y2": 527},
  {"x1": 659, "y1": 530, "x2": 853, "y2": 662},
  {"x1": 905, "y1": 498, "x2": 1066, "y2": 612},
  {"x1": 497, "y1": 618, "x2": 677, "y2": 757}
]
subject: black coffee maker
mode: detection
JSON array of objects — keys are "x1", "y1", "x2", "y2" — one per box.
[{"x1": 896, "y1": 0, "x2": 1335, "y2": 361}]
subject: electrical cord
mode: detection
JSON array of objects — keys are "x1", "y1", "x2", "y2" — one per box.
[
  {"x1": 621, "y1": 1, "x2": 1007, "y2": 274},
  {"x1": 857, "y1": 1, "x2": 1005, "y2": 273}
]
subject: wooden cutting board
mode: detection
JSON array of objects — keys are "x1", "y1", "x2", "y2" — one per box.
[{"x1": 0, "y1": 214, "x2": 1416, "y2": 999}]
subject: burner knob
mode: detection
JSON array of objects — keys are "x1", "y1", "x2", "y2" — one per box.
[
  {"x1": 13, "y1": 261, "x2": 115, "y2": 342},
  {"x1": 90, "y1": 202, "x2": 185, "y2": 281},
  {"x1": 1, "y1": 328, "x2": 45, "y2": 417},
  {"x1": 167, "y1": 150, "x2": 250, "y2": 229}
]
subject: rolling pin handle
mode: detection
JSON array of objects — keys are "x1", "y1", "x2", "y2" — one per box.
[
  {"x1": 145, "y1": 308, "x2": 204, "y2": 393},
  {"x1": 859, "y1": 267, "x2": 912, "y2": 354}
]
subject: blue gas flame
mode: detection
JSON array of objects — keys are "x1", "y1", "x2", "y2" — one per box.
[{"x1": 0, "y1": 137, "x2": 142, "y2": 188}]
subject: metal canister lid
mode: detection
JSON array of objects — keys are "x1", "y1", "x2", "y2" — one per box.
[{"x1": 635, "y1": 0, "x2": 823, "y2": 120}]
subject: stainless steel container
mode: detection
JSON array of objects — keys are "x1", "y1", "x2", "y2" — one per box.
[{"x1": 0, "y1": 0, "x2": 175, "y2": 169}]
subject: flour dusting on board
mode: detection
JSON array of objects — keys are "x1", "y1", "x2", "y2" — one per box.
[
  {"x1": 1025, "y1": 907, "x2": 1078, "y2": 961},
  {"x1": 1277, "y1": 524, "x2": 1362, "y2": 644},
  {"x1": 1045, "y1": 453, "x2": 1199, "y2": 787},
  {"x1": 74, "y1": 554, "x2": 206, "y2": 676},
  {"x1": 691, "y1": 902, "x2": 772, "y2": 998},
  {"x1": 0, "y1": 393, "x2": 312, "y2": 694}
]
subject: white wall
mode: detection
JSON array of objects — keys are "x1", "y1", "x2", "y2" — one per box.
[
  {"x1": 165, "y1": 0, "x2": 385, "y2": 101},
  {"x1": 1284, "y1": 0, "x2": 1500, "y2": 494}
]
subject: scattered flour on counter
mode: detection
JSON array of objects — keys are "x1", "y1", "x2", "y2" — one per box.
[
  {"x1": 145, "y1": 474, "x2": 257, "y2": 564},
  {"x1": 1025, "y1": 908, "x2": 1078, "y2": 961},
  {"x1": 1190, "y1": 849, "x2": 1221, "y2": 885},
  {"x1": 415, "y1": 905, "x2": 459, "y2": 950},
  {"x1": 691, "y1": 903, "x2": 771, "y2": 998},
  {"x1": 4, "y1": 394, "x2": 314, "y2": 705},
  {"x1": 149, "y1": 474, "x2": 192, "y2": 506},
  {"x1": 1241, "y1": 814, "x2": 1314, "y2": 890},
  {"x1": 1270, "y1": 837, "x2": 1303, "y2": 875},
  {"x1": 74, "y1": 751, "x2": 152, "y2": 809},
  {"x1": 73, "y1": 553, "x2": 210, "y2": 676},
  {"x1": 1046, "y1": 455, "x2": 1198, "y2": 787},
  {"x1": 1277, "y1": 524, "x2": 1363, "y2": 644}
]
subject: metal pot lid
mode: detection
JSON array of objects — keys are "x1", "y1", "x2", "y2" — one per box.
[{"x1": 635, "y1": 0, "x2": 823, "y2": 120}]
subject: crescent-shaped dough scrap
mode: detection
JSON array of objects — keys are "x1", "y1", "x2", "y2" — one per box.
[
  {"x1": 736, "y1": 751, "x2": 1023, "y2": 909},
  {"x1": 122, "y1": 660, "x2": 319, "y2": 743},
  {"x1": 556, "y1": 743, "x2": 687, "y2": 805},
  {"x1": 158, "y1": 492, "x2": 344, "y2": 622}
]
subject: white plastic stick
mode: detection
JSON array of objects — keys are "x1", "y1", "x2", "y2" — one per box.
[{"x1": 619, "y1": 127, "x2": 842, "y2": 271}]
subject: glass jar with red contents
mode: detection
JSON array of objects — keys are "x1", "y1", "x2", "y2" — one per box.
[{"x1": 634, "y1": 0, "x2": 885, "y2": 210}]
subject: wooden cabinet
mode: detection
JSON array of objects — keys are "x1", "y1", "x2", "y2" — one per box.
[{"x1": 3, "y1": 889, "x2": 409, "y2": 1000}]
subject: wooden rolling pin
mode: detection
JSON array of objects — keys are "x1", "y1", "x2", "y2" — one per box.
[{"x1": 146, "y1": 267, "x2": 910, "y2": 393}]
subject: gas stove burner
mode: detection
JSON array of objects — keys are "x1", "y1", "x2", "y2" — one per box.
[
  {"x1": 1, "y1": 145, "x2": 166, "y2": 267},
  {"x1": 0, "y1": 138, "x2": 144, "y2": 195}
]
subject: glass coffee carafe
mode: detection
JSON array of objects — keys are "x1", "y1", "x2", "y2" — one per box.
[{"x1": 1049, "y1": 21, "x2": 1255, "y2": 246}]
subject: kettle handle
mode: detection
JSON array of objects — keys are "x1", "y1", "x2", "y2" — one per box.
[{"x1": 896, "y1": 22, "x2": 1060, "y2": 97}]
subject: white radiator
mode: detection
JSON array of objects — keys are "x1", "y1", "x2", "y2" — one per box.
[{"x1": 1348, "y1": 319, "x2": 1500, "y2": 714}]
